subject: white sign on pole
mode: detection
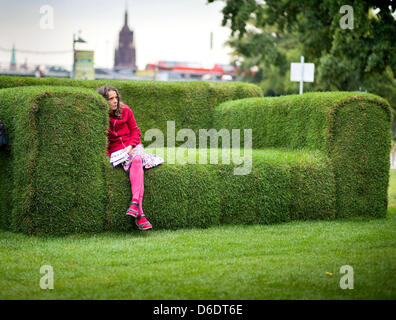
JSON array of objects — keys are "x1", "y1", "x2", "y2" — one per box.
[{"x1": 290, "y1": 56, "x2": 315, "y2": 94}]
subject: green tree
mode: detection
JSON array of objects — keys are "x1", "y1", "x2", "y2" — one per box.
[
  {"x1": 208, "y1": 0, "x2": 395, "y2": 73},
  {"x1": 226, "y1": 27, "x2": 306, "y2": 95},
  {"x1": 209, "y1": 0, "x2": 396, "y2": 135}
]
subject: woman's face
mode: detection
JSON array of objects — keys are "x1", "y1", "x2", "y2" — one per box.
[{"x1": 107, "y1": 90, "x2": 118, "y2": 111}]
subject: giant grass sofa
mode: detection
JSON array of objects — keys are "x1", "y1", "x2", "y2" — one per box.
[{"x1": 0, "y1": 76, "x2": 392, "y2": 235}]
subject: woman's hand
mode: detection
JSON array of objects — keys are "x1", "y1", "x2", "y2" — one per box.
[{"x1": 124, "y1": 145, "x2": 133, "y2": 154}]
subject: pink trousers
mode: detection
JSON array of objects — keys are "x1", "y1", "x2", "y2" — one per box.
[{"x1": 129, "y1": 155, "x2": 144, "y2": 214}]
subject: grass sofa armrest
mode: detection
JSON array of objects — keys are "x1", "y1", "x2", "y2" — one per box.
[
  {"x1": 0, "y1": 86, "x2": 109, "y2": 235},
  {"x1": 214, "y1": 92, "x2": 392, "y2": 218}
]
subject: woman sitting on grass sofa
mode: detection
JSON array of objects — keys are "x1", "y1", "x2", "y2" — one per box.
[{"x1": 97, "y1": 85, "x2": 164, "y2": 231}]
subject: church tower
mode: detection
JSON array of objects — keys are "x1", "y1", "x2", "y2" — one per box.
[
  {"x1": 10, "y1": 45, "x2": 16, "y2": 70},
  {"x1": 114, "y1": 8, "x2": 136, "y2": 71}
]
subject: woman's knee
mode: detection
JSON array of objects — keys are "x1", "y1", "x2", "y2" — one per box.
[{"x1": 132, "y1": 155, "x2": 143, "y2": 165}]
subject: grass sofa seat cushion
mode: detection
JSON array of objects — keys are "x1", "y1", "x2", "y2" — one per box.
[{"x1": 104, "y1": 147, "x2": 336, "y2": 232}]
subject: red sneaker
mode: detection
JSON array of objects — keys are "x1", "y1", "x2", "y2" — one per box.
[
  {"x1": 135, "y1": 214, "x2": 152, "y2": 231},
  {"x1": 126, "y1": 201, "x2": 139, "y2": 218}
]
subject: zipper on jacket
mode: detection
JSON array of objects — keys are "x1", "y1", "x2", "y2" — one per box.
[
  {"x1": 120, "y1": 136, "x2": 126, "y2": 148},
  {"x1": 113, "y1": 119, "x2": 118, "y2": 136}
]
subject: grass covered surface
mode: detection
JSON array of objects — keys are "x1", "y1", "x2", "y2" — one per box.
[
  {"x1": 0, "y1": 82, "x2": 391, "y2": 238},
  {"x1": 0, "y1": 85, "x2": 336, "y2": 235},
  {"x1": 0, "y1": 75, "x2": 263, "y2": 146},
  {"x1": 215, "y1": 92, "x2": 392, "y2": 219},
  {"x1": 0, "y1": 86, "x2": 109, "y2": 235},
  {"x1": 104, "y1": 147, "x2": 336, "y2": 232},
  {"x1": 0, "y1": 80, "x2": 336, "y2": 235},
  {"x1": 0, "y1": 171, "x2": 395, "y2": 299}
]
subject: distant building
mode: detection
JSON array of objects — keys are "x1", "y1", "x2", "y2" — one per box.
[
  {"x1": 114, "y1": 9, "x2": 136, "y2": 71},
  {"x1": 10, "y1": 45, "x2": 16, "y2": 70}
]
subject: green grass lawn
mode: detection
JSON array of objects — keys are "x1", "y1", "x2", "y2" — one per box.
[{"x1": 1, "y1": 172, "x2": 396, "y2": 300}]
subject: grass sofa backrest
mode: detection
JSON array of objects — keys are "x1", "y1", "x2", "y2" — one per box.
[
  {"x1": 214, "y1": 92, "x2": 392, "y2": 219},
  {"x1": 0, "y1": 76, "x2": 263, "y2": 146}
]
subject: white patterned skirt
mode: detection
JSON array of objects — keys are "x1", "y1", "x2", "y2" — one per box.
[{"x1": 122, "y1": 144, "x2": 165, "y2": 171}]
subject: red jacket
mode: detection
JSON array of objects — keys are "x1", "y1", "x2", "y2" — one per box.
[{"x1": 107, "y1": 104, "x2": 142, "y2": 156}]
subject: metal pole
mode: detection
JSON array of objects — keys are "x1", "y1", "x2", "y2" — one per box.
[
  {"x1": 299, "y1": 55, "x2": 304, "y2": 95},
  {"x1": 72, "y1": 33, "x2": 75, "y2": 79}
]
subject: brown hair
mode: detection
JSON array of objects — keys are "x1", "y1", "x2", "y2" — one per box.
[{"x1": 97, "y1": 85, "x2": 122, "y2": 119}]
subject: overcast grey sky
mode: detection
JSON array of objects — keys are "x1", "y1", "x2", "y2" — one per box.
[{"x1": 0, "y1": 0, "x2": 233, "y2": 70}]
